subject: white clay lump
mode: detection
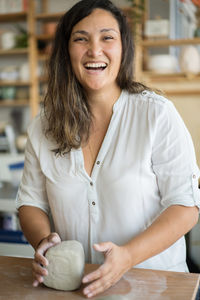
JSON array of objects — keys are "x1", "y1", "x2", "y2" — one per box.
[{"x1": 43, "y1": 240, "x2": 85, "y2": 291}]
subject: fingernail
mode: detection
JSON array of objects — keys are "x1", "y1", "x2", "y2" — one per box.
[
  {"x1": 33, "y1": 280, "x2": 38, "y2": 287},
  {"x1": 82, "y1": 277, "x2": 89, "y2": 283},
  {"x1": 88, "y1": 293, "x2": 93, "y2": 298},
  {"x1": 84, "y1": 288, "x2": 89, "y2": 293}
]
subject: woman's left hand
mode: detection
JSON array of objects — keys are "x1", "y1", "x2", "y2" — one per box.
[{"x1": 82, "y1": 242, "x2": 132, "y2": 298}]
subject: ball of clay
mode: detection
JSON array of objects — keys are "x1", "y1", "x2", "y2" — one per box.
[{"x1": 43, "y1": 240, "x2": 85, "y2": 291}]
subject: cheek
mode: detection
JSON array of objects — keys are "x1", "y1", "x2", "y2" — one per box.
[
  {"x1": 69, "y1": 47, "x2": 82, "y2": 75},
  {"x1": 69, "y1": 47, "x2": 78, "y2": 64},
  {"x1": 108, "y1": 45, "x2": 122, "y2": 67}
]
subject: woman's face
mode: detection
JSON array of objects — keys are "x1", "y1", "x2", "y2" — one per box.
[{"x1": 68, "y1": 9, "x2": 122, "y2": 95}]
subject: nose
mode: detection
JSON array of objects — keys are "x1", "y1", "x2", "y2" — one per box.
[{"x1": 87, "y1": 39, "x2": 102, "y2": 57}]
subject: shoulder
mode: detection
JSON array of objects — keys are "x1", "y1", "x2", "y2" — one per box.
[
  {"x1": 27, "y1": 112, "x2": 50, "y2": 149},
  {"x1": 27, "y1": 112, "x2": 57, "y2": 153},
  {"x1": 124, "y1": 90, "x2": 182, "y2": 128},
  {"x1": 129, "y1": 90, "x2": 169, "y2": 106},
  {"x1": 27, "y1": 113, "x2": 44, "y2": 139},
  {"x1": 124, "y1": 90, "x2": 174, "y2": 114}
]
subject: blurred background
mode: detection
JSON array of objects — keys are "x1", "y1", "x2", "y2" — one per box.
[{"x1": 0, "y1": 0, "x2": 199, "y2": 272}]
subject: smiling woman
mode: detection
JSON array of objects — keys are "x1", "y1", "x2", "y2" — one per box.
[{"x1": 17, "y1": 0, "x2": 200, "y2": 299}]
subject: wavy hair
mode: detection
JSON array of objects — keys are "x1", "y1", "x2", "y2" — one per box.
[{"x1": 43, "y1": 0, "x2": 148, "y2": 154}]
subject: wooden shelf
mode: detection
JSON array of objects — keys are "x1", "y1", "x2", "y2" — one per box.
[
  {"x1": 0, "y1": 100, "x2": 29, "y2": 107},
  {"x1": 141, "y1": 37, "x2": 200, "y2": 47},
  {"x1": 38, "y1": 53, "x2": 49, "y2": 61},
  {"x1": 0, "y1": 12, "x2": 27, "y2": 22},
  {"x1": 35, "y1": 12, "x2": 63, "y2": 21},
  {"x1": 0, "y1": 48, "x2": 29, "y2": 55},
  {"x1": 39, "y1": 76, "x2": 47, "y2": 82},
  {"x1": 165, "y1": 89, "x2": 200, "y2": 96},
  {"x1": 143, "y1": 71, "x2": 200, "y2": 82},
  {"x1": 143, "y1": 71, "x2": 200, "y2": 95},
  {"x1": 145, "y1": 82, "x2": 200, "y2": 96},
  {"x1": 35, "y1": 6, "x2": 132, "y2": 22},
  {"x1": 36, "y1": 34, "x2": 53, "y2": 41},
  {"x1": 0, "y1": 81, "x2": 30, "y2": 87}
]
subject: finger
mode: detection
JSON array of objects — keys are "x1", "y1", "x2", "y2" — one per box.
[
  {"x1": 38, "y1": 233, "x2": 61, "y2": 256},
  {"x1": 34, "y1": 250, "x2": 49, "y2": 267},
  {"x1": 93, "y1": 242, "x2": 112, "y2": 254},
  {"x1": 47, "y1": 232, "x2": 61, "y2": 244},
  {"x1": 32, "y1": 260, "x2": 48, "y2": 277},
  {"x1": 82, "y1": 263, "x2": 110, "y2": 283},
  {"x1": 82, "y1": 269, "x2": 101, "y2": 284},
  {"x1": 34, "y1": 233, "x2": 61, "y2": 267},
  {"x1": 33, "y1": 279, "x2": 39, "y2": 287},
  {"x1": 32, "y1": 272, "x2": 44, "y2": 286},
  {"x1": 83, "y1": 273, "x2": 113, "y2": 298}
]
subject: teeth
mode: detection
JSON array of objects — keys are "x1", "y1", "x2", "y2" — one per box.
[{"x1": 85, "y1": 63, "x2": 107, "y2": 68}]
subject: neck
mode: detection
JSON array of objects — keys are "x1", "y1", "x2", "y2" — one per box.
[{"x1": 86, "y1": 86, "x2": 122, "y2": 119}]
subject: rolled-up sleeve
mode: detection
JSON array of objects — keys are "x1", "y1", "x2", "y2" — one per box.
[
  {"x1": 152, "y1": 100, "x2": 200, "y2": 210},
  {"x1": 16, "y1": 133, "x2": 50, "y2": 215}
]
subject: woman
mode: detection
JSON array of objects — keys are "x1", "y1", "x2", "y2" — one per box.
[{"x1": 17, "y1": 0, "x2": 200, "y2": 298}]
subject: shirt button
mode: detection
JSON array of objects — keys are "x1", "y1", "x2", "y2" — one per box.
[
  {"x1": 90, "y1": 182, "x2": 93, "y2": 186},
  {"x1": 92, "y1": 201, "x2": 96, "y2": 206},
  {"x1": 96, "y1": 161, "x2": 100, "y2": 165},
  {"x1": 142, "y1": 91, "x2": 147, "y2": 95},
  {"x1": 192, "y1": 174, "x2": 196, "y2": 179}
]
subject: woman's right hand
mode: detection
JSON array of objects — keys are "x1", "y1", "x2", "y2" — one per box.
[{"x1": 32, "y1": 232, "x2": 61, "y2": 287}]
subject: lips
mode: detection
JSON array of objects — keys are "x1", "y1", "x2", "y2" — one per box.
[{"x1": 84, "y1": 62, "x2": 107, "y2": 71}]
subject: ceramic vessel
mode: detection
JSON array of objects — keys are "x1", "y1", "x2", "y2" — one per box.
[
  {"x1": 147, "y1": 54, "x2": 178, "y2": 73},
  {"x1": 1, "y1": 31, "x2": 16, "y2": 50},
  {"x1": 179, "y1": 46, "x2": 200, "y2": 74}
]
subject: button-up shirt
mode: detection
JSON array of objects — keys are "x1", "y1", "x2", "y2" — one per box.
[{"x1": 16, "y1": 90, "x2": 200, "y2": 271}]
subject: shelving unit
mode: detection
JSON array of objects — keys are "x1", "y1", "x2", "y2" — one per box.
[
  {"x1": 0, "y1": 2, "x2": 38, "y2": 116},
  {"x1": 137, "y1": 35, "x2": 200, "y2": 94},
  {"x1": 133, "y1": 0, "x2": 200, "y2": 96}
]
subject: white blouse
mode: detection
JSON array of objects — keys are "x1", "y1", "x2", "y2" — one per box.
[{"x1": 16, "y1": 90, "x2": 200, "y2": 271}]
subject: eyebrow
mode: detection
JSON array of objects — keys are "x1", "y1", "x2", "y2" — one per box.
[{"x1": 72, "y1": 28, "x2": 119, "y2": 35}]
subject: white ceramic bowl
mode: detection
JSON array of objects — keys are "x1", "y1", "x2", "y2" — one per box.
[{"x1": 147, "y1": 54, "x2": 178, "y2": 73}]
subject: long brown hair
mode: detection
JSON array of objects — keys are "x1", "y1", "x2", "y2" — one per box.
[{"x1": 43, "y1": 0, "x2": 147, "y2": 154}]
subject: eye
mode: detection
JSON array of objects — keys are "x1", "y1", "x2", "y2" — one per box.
[
  {"x1": 103, "y1": 36, "x2": 114, "y2": 41},
  {"x1": 73, "y1": 37, "x2": 87, "y2": 42}
]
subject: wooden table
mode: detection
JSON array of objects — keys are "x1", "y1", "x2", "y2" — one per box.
[{"x1": 0, "y1": 256, "x2": 199, "y2": 300}]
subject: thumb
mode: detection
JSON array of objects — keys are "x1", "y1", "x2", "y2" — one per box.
[
  {"x1": 47, "y1": 232, "x2": 61, "y2": 245},
  {"x1": 93, "y1": 242, "x2": 112, "y2": 253}
]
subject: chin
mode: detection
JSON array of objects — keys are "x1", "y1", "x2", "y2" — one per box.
[{"x1": 84, "y1": 84, "x2": 106, "y2": 92}]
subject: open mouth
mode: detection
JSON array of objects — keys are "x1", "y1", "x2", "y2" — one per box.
[{"x1": 84, "y1": 62, "x2": 107, "y2": 71}]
